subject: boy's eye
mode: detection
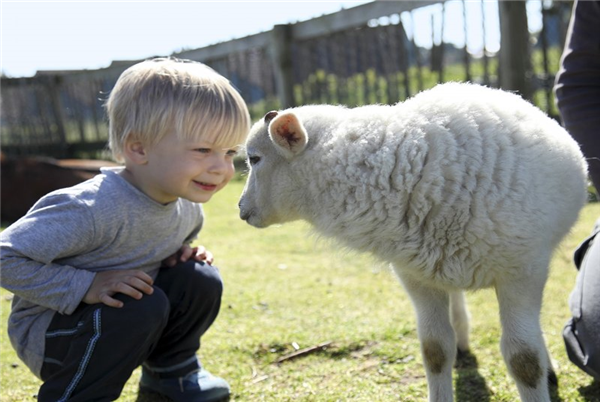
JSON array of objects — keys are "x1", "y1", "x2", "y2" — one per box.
[
  {"x1": 195, "y1": 148, "x2": 211, "y2": 154},
  {"x1": 226, "y1": 150, "x2": 238, "y2": 157}
]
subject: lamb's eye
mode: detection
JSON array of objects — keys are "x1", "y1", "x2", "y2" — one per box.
[{"x1": 248, "y1": 156, "x2": 261, "y2": 166}]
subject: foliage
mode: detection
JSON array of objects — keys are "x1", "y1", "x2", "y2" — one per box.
[
  {"x1": 1, "y1": 179, "x2": 599, "y2": 401},
  {"x1": 287, "y1": 47, "x2": 561, "y2": 122}
]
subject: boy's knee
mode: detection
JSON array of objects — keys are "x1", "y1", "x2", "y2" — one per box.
[
  {"x1": 154, "y1": 261, "x2": 224, "y2": 315},
  {"x1": 115, "y1": 288, "x2": 170, "y2": 331},
  {"x1": 176, "y1": 261, "x2": 224, "y2": 298},
  {"x1": 195, "y1": 263, "x2": 224, "y2": 296}
]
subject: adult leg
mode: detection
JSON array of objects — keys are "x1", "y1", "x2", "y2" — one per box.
[
  {"x1": 564, "y1": 226, "x2": 600, "y2": 380},
  {"x1": 38, "y1": 290, "x2": 170, "y2": 402}
]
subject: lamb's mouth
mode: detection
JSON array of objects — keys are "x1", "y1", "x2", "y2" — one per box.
[
  {"x1": 239, "y1": 208, "x2": 252, "y2": 222},
  {"x1": 239, "y1": 208, "x2": 268, "y2": 228}
]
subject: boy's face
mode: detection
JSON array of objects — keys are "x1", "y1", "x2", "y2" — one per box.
[{"x1": 131, "y1": 131, "x2": 239, "y2": 204}]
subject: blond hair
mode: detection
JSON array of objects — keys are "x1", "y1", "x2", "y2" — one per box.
[{"x1": 105, "y1": 57, "x2": 250, "y2": 162}]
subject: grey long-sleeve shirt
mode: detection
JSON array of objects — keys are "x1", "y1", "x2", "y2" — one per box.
[{"x1": 0, "y1": 167, "x2": 203, "y2": 377}]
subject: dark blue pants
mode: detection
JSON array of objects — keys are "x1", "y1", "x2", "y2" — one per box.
[{"x1": 38, "y1": 261, "x2": 223, "y2": 402}]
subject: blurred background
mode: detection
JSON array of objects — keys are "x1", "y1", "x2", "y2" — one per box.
[
  {"x1": 0, "y1": 0, "x2": 576, "y2": 220},
  {"x1": 1, "y1": 0, "x2": 572, "y2": 159}
]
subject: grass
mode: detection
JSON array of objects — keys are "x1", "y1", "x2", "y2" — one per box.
[{"x1": 2, "y1": 177, "x2": 600, "y2": 401}]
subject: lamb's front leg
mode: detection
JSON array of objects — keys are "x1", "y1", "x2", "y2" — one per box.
[{"x1": 397, "y1": 271, "x2": 456, "y2": 402}]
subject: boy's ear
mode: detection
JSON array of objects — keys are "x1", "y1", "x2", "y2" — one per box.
[
  {"x1": 123, "y1": 139, "x2": 149, "y2": 165},
  {"x1": 268, "y1": 112, "x2": 308, "y2": 158}
]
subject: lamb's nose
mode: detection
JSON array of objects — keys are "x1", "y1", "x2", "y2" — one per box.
[{"x1": 239, "y1": 206, "x2": 250, "y2": 221}]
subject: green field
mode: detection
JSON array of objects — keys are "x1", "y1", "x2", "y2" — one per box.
[{"x1": 2, "y1": 177, "x2": 599, "y2": 401}]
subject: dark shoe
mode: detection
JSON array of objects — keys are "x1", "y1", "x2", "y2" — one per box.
[{"x1": 139, "y1": 366, "x2": 230, "y2": 402}]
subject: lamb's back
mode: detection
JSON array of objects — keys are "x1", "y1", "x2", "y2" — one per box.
[{"x1": 301, "y1": 84, "x2": 587, "y2": 288}]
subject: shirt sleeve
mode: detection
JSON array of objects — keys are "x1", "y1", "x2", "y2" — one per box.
[
  {"x1": 0, "y1": 193, "x2": 97, "y2": 315},
  {"x1": 554, "y1": 0, "x2": 600, "y2": 190},
  {"x1": 555, "y1": 0, "x2": 600, "y2": 129}
]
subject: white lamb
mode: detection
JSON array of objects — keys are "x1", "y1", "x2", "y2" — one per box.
[{"x1": 238, "y1": 82, "x2": 588, "y2": 402}]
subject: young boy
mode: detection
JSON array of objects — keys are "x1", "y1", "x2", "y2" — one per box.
[{"x1": 0, "y1": 57, "x2": 250, "y2": 402}]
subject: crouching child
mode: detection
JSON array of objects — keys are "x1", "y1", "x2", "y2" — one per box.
[{"x1": 0, "y1": 57, "x2": 250, "y2": 402}]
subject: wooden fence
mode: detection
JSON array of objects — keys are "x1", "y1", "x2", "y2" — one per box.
[{"x1": 0, "y1": 0, "x2": 573, "y2": 159}]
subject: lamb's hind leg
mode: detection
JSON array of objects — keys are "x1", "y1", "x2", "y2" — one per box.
[
  {"x1": 397, "y1": 272, "x2": 456, "y2": 402},
  {"x1": 450, "y1": 291, "x2": 470, "y2": 353},
  {"x1": 495, "y1": 271, "x2": 552, "y2": 402}
]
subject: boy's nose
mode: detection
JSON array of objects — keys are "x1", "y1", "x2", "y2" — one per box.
[{"x1": 208, "y1": 155, "x2": 231, "y2": 174}]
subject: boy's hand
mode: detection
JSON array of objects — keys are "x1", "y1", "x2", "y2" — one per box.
[
  {"x1": 162, "y1": 244, "x2": 214, "y2": 267},
  {"x1": 83, "y1": 269, "x2": 154, "y2": 308}
]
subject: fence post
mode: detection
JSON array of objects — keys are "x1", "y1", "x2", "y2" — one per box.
[
  {"x1": 44, "y1": 75, "x2": 70, "y2": 157},
  {"x1": 270, "y1": 24, "x2": 295, "y2": 109},
  {"x1": 498, "y1": 1, "x2": 532, "y2": 100}
]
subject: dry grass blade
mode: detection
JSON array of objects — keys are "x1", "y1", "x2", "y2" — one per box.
[{"x1": 273, "y1": 341, "x2": 334, "y2": 365}]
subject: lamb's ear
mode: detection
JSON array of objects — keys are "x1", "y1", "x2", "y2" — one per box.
[
  {"x1": 268, "y1": 112, "x2": 308, "y2": 158},
  {"x1": 264, "y1": 110, "x2": 278, "y2": 124}
]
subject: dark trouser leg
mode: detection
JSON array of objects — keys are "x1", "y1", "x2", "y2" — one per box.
[
  {"x1": 38, "y1": 289, "x2": 170, "y2": 402},
  {"x1": 564, "y1": 224, "x2": 600, "y2": 380},
  {"x1": 144, "y1": 261, "x2": 223, "y2": 378}
]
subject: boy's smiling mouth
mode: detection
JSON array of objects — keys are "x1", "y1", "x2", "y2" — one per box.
[{"x1": 194, "y1": 181, "x2": 218, "y2": 191}]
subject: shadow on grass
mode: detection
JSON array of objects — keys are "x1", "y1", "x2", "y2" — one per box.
[
  {"x1": 454, "y1": 350, "x2": 491, "y2": 402},
  {"x1": 136, "y1": 389, "x2": 231, "y2": 401},
  {"x1": 549, "y1": 374, "x2": 563, "y2": 402},
  {"x1": 454, "y1": 351, "x2": 565, "y2": 402},
  {"x1": 135, "y1": 389, "x2": 172, "y2": 402},
  {"x1": 579, "y1": 379, "x2": 600, "y2": 402}
]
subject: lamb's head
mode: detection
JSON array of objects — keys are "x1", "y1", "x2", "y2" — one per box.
[{"x1": 239, "y1": 110, "x2": 309, "y2": 228}]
